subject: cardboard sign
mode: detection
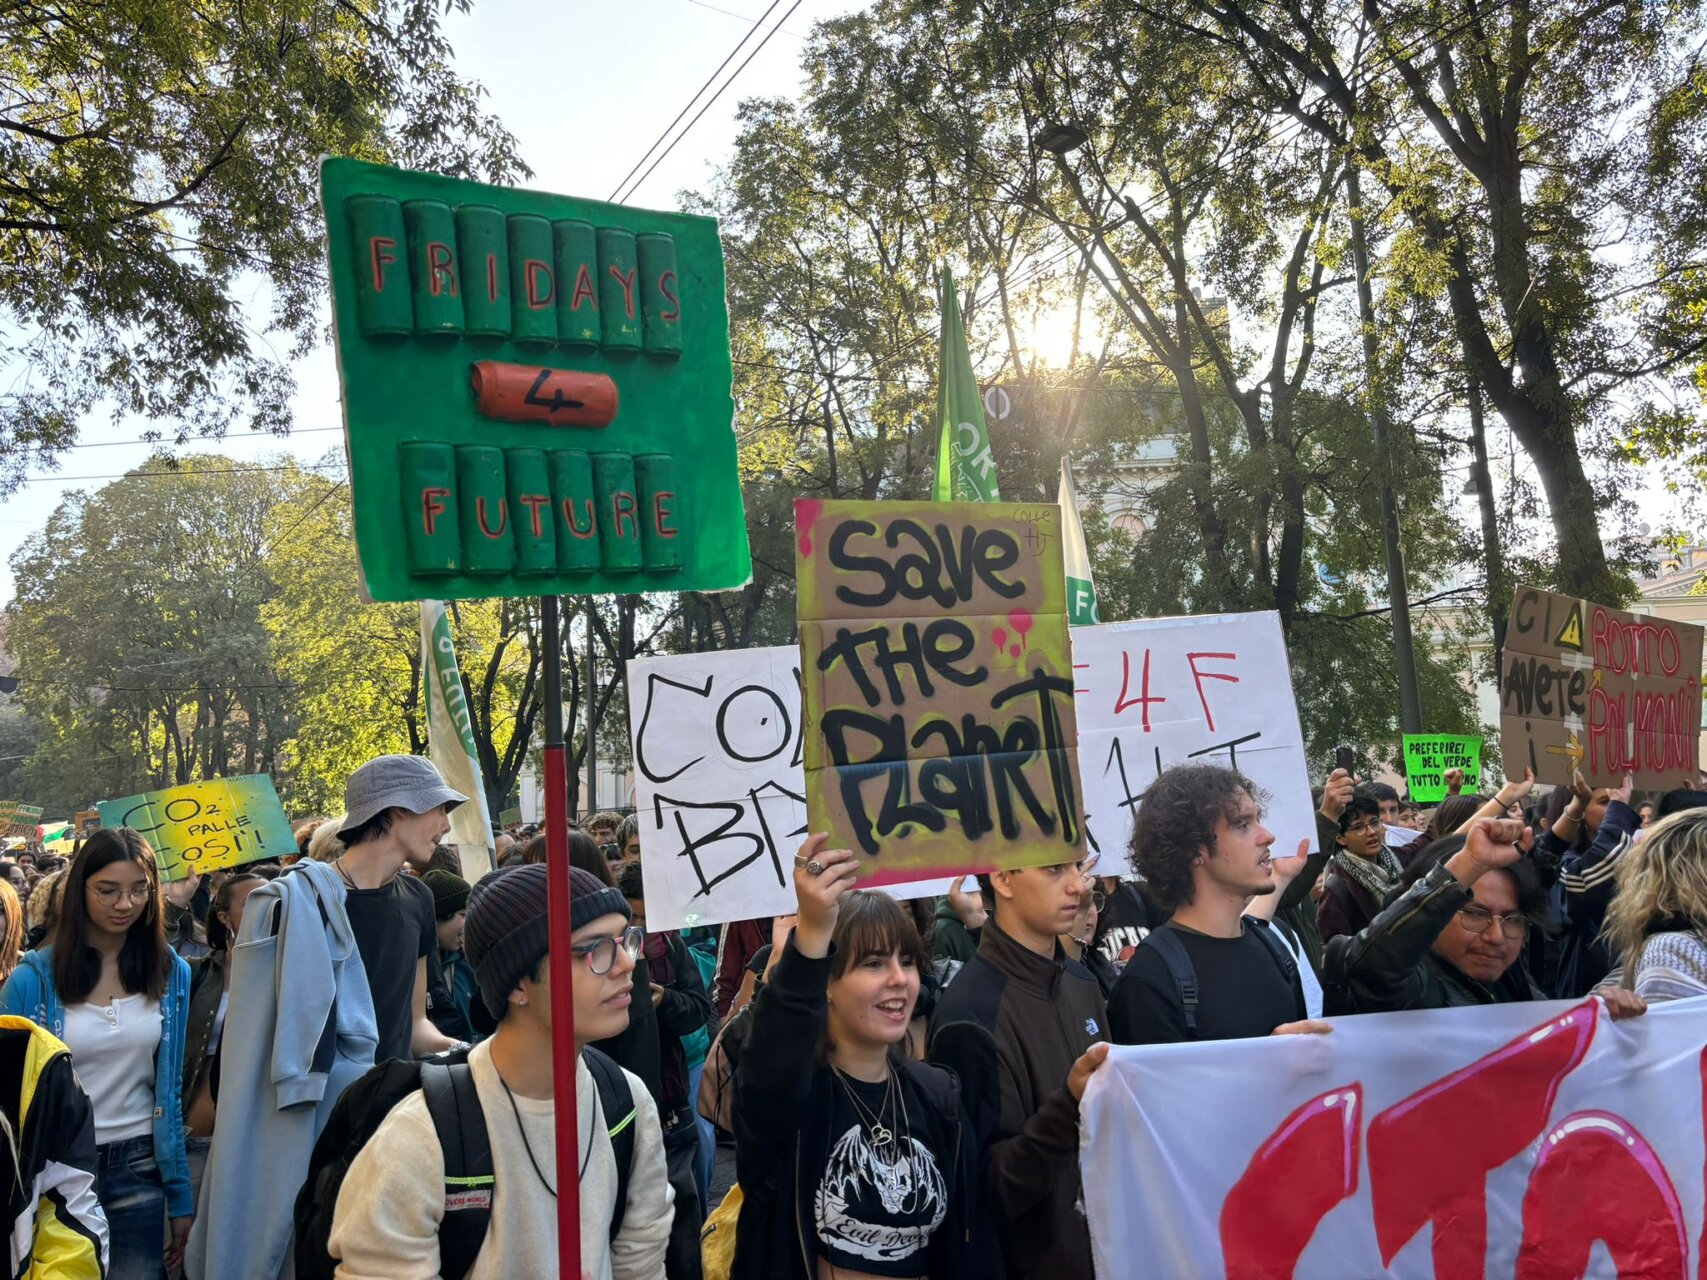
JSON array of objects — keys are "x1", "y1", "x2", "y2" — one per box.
[
  {"x1": 795, "y1": 500, "x2": 1084, "y2": 885},
  {"x1": 73, "y1": 809, "x2": 101, "y2": 835},
  {"x1": 1401, "y1": 734, "x2": 1482, "y2": 803},
  {"x1": 1084, "y1": 999, "x2": 1705, "y2": 1278},
  {"x1": 0, "y1": 803, "x2": 42, "y2": 840},
  {"x1": 97, "y1": 775, "x2": 296, "y2": 881},
  {"x1": 498, "y1": 807, "x2": 522, "y2": 827},
  {"x1": 320, "y1": 157, "x2": 751, "y2": 603},
  {"x1": 1071, "y1": 612, "x2": 1315, "y2": 868},
  {"x1": 1500, "y1": 585, "x2": 1703, "y2": 788},
  {"x1": 628, "y1": 645, "x2": 970, "y2": 930}
]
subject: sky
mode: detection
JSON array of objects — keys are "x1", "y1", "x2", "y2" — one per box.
[{"x1": 0, "y1": 0, "x2": 851, "y2": 603}]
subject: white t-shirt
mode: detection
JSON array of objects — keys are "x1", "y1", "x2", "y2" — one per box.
[{"x1": 62, "y1": 993, "x2": 161, "y2": 1146}]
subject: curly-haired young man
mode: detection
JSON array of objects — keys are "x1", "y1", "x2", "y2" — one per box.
[{"x1": 1108, "y1": 764, "x2": 1330, "y2": 1045}]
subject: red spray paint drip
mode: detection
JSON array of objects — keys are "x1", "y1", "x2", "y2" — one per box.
[
  {"x1": 1007, "y1": 608, "x2": 1034, "y2": 650},
  {"x1": 795, "y1": 498, "x2": 823, "y2": 559}
]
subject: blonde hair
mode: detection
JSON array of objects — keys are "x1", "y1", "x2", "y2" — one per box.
[
  {"x1": 0, "y1": 880, "x2": 22, "y2": 984},
  {"x1": 308, "y1": 816, "x2": 347, "y2": 863},
  {"x1": 24, "y1": 868, "x2": 66, "y2": 941},
  {"x1": 1604, "y1": 808, "x2": 1707, "y2": 986}
]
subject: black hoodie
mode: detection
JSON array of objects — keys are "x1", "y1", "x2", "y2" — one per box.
[{"x1": 732, "y1": 937, "x2": 1002, "y2": 1280}]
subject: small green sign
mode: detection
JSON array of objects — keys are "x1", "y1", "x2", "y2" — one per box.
[
  {"x1": 1402, "y1": 734, "x2": 1483, "y2": 804},
  {"x1": 320, "y1": 157, "x2": 751, "y2": 603}
]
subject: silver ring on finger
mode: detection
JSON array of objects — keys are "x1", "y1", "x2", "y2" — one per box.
[
  {"x1": 793, "y1": 854, "x2": 812, "y2": 870},
  {"x1": 806, "y1": 859, "x2": 825, "y2": 876}
]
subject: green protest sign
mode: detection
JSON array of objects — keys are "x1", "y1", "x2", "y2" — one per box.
[
  {"x1": 97, "y1": 775, "x2": 296, "y2": 882},
  {"x1": 320, "y1": 157, "x2": 751, "y2": 603},
  {"x1": 1402, "y1": 734, "x2": 1483, "y2": 804}
]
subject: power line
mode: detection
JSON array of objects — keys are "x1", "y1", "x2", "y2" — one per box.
[
  {"x1": 684, "y1": 0, "x2": 807, "y2": 39},
  {"x1": 53, "y1": 427, "x2": 343, "y2": 453},
  {"x1": 607, "y1": 0, "x2": 790, "y2": 203},
  {"x1": 611, "y1": 0, "x2": 808, "y2": 205},
  {"x1": 14, "y1": 461, "x2": 345, "y2": 486}
]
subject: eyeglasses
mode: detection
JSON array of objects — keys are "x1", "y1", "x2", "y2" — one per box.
[
  {"x1": 569, "y1": 925, "x2": 644, "y2": 975},
  {"x1": 1343, "y1": 818, "x2": 1383, "y2": 836},
  {"x1": 1088, "y1": 889, "x2": 1106, "y2": 913},
  {"x1": 88, "y1": 883, "x2": 151, "y2": 907},
  {"x1": 1456, "y1": 906, "x2": 1529, "y2": 940}
]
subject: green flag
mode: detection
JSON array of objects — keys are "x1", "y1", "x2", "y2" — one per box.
[
  {"x1": 420, "y1": 600, "x2": 496, "y2": 879},
  {"x1": 932, "y1": 268, "x2": 1000, "y2": 502},
  {"x1": 1058, "y1": 458, "x2": 1100, "y2": 625}
]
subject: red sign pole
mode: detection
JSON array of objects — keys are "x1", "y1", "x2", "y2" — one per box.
[{"x1": 541, "y1": 593, "x2": 582, "y2": 1277}]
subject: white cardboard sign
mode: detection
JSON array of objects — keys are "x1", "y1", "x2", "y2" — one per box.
[{"x1": 1071, "y1": 612, "x2": 1316, "y2": 868}]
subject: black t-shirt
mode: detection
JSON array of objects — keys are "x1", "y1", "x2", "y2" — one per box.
[
  {"x1": 812, "y1": 1071, "x2": 950, "y2": 1276},
  {"x1": 344, "y1": 873, "x2": 436, "y2": 1061},
  {"x1": 1094, "y1": 882, "x2": 1154, "y2": 974},
  {"x1": 1108, "y1": 921, "x2": 1305, "y2": 1045}
]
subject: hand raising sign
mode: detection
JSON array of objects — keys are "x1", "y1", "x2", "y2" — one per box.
[{"x1": 790, "y1": 834, "x2": 859, "y2": 960}]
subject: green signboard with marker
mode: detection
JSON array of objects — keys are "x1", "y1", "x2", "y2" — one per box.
[{"x1": 320, "y1": 157, "x2": 751, "y2": 602}]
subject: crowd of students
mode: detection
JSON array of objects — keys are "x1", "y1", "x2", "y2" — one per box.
[{"x1": 0, "y1": 747, "x2": 1703, "y2": 1277}]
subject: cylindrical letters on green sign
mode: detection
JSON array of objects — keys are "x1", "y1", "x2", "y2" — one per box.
[
  {"x1": 507, "y1": 214, "x2": 557, "y2": 346},
  {"x1": 634, "y1": 453, "x2": 682, "y2": 571},
  {"x1": 345, "y1": 196, "x2": 413, "y2": 337},
  {"x1": 591, "y1": 452, "x2": 642, "y2": 570},
  {"x1": 549, "y1": 450, "x2": 601, "y2": 571},
  {"x1": 403, "y1": 200, "x2": 463, "y2": 334},
  {"x1": 505, "y1": 447, "x2": 556, "y2": 575},
  {"x1": 456, "y1": 445, "x2": 514, "y2": 573},
  {"x1": 456, "y1": 204, "x2": 510, "y2": 338},
  {"x1": 636, "y1": 233, "x2": 682, "y2": 357},
  {"x1": 399, "y1": 443, "x2": 461, "y2": 574},
  {"x1": 553, "y1": 221, "x2": 601, "y2": 348},
  {"x1": 596, "y1": 228, "x2": 641, "y2": 351}
]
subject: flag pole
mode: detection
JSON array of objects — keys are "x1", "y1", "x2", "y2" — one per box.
[{"x1": 541, "y1": 593, "x2": 582, "y2": 1277}]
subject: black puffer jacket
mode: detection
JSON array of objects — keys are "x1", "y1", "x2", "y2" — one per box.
[
  {"x1": 1323, "y1": 862, "x2": 1541, "y2": 1014},
  {"x1": 732, "y1": 938, "x2": 1002, "y2": 1280}
]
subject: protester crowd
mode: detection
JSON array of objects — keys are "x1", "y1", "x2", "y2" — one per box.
[{"x1": 0, "y1": 744, "x2": 1702, "y2": 1279}]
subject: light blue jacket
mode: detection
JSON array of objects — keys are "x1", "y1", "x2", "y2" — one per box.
[
  {"x1": 184, "y1": 858, "x2": 377, "y2": 1280},
  {"x1": 0, "y1": 944, "x2": 194, "y2": 1217}
]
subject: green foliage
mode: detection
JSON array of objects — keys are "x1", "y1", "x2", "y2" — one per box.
[{"x1": 0, "y1": 0, "x2": 526, "y2": 492}]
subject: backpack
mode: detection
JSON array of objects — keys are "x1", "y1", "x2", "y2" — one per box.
[
  {"x1": 294, "y1": 1045, "x2": 638, "y2": 1280},
  {"x1": 1141, "y1": 919, "x2": 1299, "y2": 1038}
]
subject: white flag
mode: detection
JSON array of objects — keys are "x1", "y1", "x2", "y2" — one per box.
[
  {"x1": 1059, "y1": 458, "x2": 1099, "y2": 625},
  {"x1": 419, "y1": 601, "x2": 495, "y2": 879}
]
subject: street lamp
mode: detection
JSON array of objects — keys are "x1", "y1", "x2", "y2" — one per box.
[{"x1": 1034, "y1": 122, "x2": 1089, "y2": 155}]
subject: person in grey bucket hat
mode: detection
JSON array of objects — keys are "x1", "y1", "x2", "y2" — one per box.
[
  {"x1": 337, "y1": 754, "x2": 467, "y2": 840},
  {"x1": 334, "y1": 754, "x2": 469, "y2": 1061}
]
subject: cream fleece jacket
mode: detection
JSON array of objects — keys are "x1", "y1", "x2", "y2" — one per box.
[{"x1": 329, "y1": 1039, "x2": 672, "y2": 1280}]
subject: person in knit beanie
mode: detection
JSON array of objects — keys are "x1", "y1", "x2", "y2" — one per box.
[
  {"x1": 328, "y1": 863, "x2": 674, "y2": 1280},
  {"x1": 422, "y1": 869, "x2": 476, "y2": 1040}
]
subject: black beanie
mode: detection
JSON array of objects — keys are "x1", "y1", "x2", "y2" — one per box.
[
  {"x1": 464, "y1": 864, "x2": 629, "y2": 1019},
  {"x1": 421, "y1": 869, "x2": 470, "y2": 920}
]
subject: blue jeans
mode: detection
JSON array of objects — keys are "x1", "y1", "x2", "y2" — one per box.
[
  {"x1": 685, "y1": 1060, "x2": 715, "y2": 1205},
  {"x1": 96, "y1": 1136, "x2": 165, "y2": 1280}
]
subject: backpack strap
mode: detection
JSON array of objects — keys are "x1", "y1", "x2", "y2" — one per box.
[
  {"x1": 1140, "y1": 926, "x2": 1198, "y2": 1037},
  {"x1": 422, "y1": 1062, "x2": 493, "y2": 1280},
  {"x1": 583, "y1": 1046, "x2": 637, "y2": 1241},
  {"x1": 1246, "y1": 917, "x2": 1300, "y2": 986}
]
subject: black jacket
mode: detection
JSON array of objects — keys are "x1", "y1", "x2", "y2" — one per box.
[
  {"x1": 181, "y1": 950, "x2": 227, "y2": 1104},
  {"x1": 1272, "y1": 812, "x2": 1340, "y2": 975},
  {"x1": 926, "y1": 920, "x2": 1106, "y2": 1280},
  {"x1": 1323, "y1": 862, "x2": 1542, "y2": 1014},
  {"x1": 732, "y1": 938, "x2": 1000, "y2": 1280},
  {"x1": 1537, "y1": 798, "x2": 1639, "y2": 997}
]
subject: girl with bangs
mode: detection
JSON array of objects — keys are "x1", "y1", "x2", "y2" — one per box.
[
  {"x1": 732, "y1": 835, "x2": 1000, "y2": 1280},
  {"x1": 1604, "y1": 807, "x2": 1707, "y2": 1002}
]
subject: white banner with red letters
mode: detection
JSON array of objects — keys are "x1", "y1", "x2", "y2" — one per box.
[{"x1": 1082, "y1": 997, "x2": 1707, "y2": 1279}]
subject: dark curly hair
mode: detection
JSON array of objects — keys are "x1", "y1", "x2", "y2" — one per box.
[{"x1": 1129, "y1": 764, "x2": 1267, "y2": 911}]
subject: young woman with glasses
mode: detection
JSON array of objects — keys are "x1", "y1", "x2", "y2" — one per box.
[
  {"x1": 1323, "y1": 820, "x2": 1645, "y2": 1024},
  {"x1": 0, "y1": 827, "x2": 193, "y2": 1276}
]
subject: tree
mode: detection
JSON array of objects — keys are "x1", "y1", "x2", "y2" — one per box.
[
  {"x1": 1177, "y1": 0, "x2": 1707, "y2": 600},
  {"x1": 0, "y1": 0, "x2": 526, "y2": 492},
  {"x1": 5, "y1": 453, "x2": 302, "y2": 807}
]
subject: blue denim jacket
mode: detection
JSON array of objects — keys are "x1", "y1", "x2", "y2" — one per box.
[{"x1": 0, "y1": 946, "x2": 193, "y2": 1217}]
